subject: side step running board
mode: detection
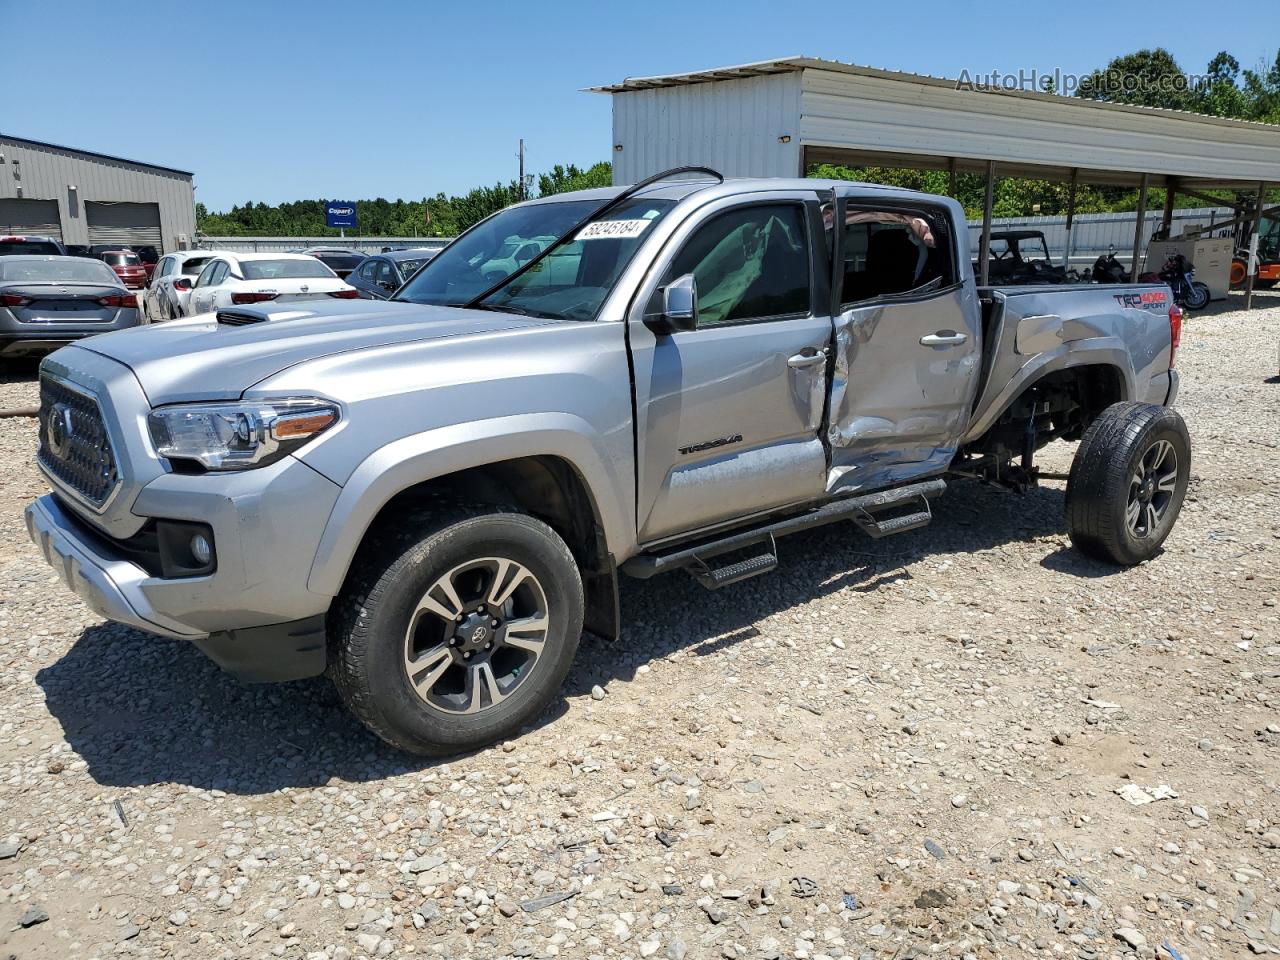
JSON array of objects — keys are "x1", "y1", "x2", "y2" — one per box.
[
  {"x1": 688, "y1": 536, "x2": 778, "y2": 590},
  {"x1": 622, "y1": 478, "x2": 946, "y2": 581}
]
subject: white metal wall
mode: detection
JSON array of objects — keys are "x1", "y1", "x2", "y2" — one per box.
[
  {"x1": 798, "y1": 68, "x2": 1280, "y2": 186},
  {"x1": 0, "y1": 136, "x2": 196, "y2": 252},
  {"x1": 610, "y1": 72, "x2": 802, "y2": 184},
  {"x1": 198, "y1": 236, "x2": 453, "y2": 254},
  {"x1": 967, "y1": 207, "x2": 1235, "y2": 264}
]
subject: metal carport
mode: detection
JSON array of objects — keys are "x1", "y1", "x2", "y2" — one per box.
[{"x1": 589, "y1": 57, "x2": 1280, "y2": 305}]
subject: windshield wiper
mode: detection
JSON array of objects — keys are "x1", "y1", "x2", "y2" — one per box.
[
  {"x1": 469, "y1": 302, "x2": 559, "y2": 320},
  {"x1": 462, "y1": 166, "x2": 723, "y2": 310}
]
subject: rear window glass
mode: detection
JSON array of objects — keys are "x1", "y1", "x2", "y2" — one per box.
[
  {"x1": 0, "y1": 259, "x2": 119, "y2": 283},
  {"x1": 396, "y1": 259, "x2": 426, "y2": 276},
  {"x1": 0, "y1": 240, "x2": 61, "y2": 256},
  {"x1": 241, "y1": 259, "x2": 334, "y2": 280},
  {"x1": 180, "y1": 256, "x2": 215, "y2": 275},
  {"x1": 104, "y1": 252, "x2": 141, "y2": 266}
]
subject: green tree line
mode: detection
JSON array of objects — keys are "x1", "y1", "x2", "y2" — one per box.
[
  {"x1": 196, "y1": 162, "x2": 611, "y2": 238},
  {"x1": 198, "y1": 46, "x2": 1279, "y2": 236}
]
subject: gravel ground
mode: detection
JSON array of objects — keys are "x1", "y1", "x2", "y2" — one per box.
[{"x1": 0, "y1": 293, "x2": 1278, "y2": 960}]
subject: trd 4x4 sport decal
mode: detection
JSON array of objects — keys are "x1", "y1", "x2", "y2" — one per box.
[{"x1": 1113, "y1": 291, "x2": 1169, "y2": 309}]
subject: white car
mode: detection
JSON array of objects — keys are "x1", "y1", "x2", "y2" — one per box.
[
  {"x1": 186, "y1": 252, "x2": 358, "y2": 314},
  {"x1": 144, "y1": 250, "x2": 223, "y2": 322}
]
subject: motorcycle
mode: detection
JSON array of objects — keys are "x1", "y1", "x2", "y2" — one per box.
[
  {"x1": 1140, "y1": 252, "x2": 1211, "y2": 310},
  {"x1": 1159, "y1": 252, "x2": 1211, "y2": 310},
  {"x1": 1088, "y1": 245, "x2": 1129, "y2": 284}
]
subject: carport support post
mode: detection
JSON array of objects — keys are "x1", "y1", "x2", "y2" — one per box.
[
  {"x1": 978, "y1": 160, "x2": 996, "y2": 287},
  {"x1": 1244, "y1": 181, "x2": 1265, "y2": 310},
  {"x1": 947, "y1": 158, "x2": 957, "y2": 198},
  {"x1": 1161, "y1": 177, "x2": 1178, "y2": 237},
  {"x1": 1063, "y1": 168, "x2": 1078, "y2": 269},
  {"x1": 1130, "y1": 173, "x2": 1150, "y2": 281}
]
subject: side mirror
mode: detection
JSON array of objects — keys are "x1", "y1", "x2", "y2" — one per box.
[{"x1": 646, "y1": 274, "x2": 698, "y2": 335}]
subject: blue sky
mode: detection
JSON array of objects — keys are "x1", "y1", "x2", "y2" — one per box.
[{"x1": 4, "y1": 0, "x2": 1276, "y2": 211}]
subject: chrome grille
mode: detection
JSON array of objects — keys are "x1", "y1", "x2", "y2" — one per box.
[{"x1": 37, "y1": 375, "x2": 119, "y2": 508}]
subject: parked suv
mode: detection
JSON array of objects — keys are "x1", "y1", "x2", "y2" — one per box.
[
  {"x1": 26, "y1": 170, "x2": 1188, "y2": 756},
  {"x1": 96, "y1": 249, "x2": 147, "y2": 289},
  {"x1": 0, "y1": 235, "x2": 66, "y2": 257}
]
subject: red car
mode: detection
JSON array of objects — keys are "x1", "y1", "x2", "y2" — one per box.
[{"x1": 99, "y1": 250, "x2": 147, "y2": 289}]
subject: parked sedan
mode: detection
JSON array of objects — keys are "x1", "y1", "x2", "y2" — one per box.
[
  {"x1": 347, "y1": 248, "x2": 438, "y2": 299},
  {"x1": 144, "y1": 250, "x2": 221, "y2": 321},
  {"x1": 0, "y1": 256, "x2": 140, "y2": 359},
  {"x1": 186, "y1": 252, "x2": 358, "y2": 314},
  {"x1": 98, "y1": 249, "x2": 147, "y2": 289},
  {"x1": 302, "y1": 247, "x2": 364, "y2": 279}
]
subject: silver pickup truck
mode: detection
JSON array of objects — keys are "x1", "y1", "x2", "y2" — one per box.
[{"x1": 25, "y1": 169, "x2": 1189, "y2": 755}]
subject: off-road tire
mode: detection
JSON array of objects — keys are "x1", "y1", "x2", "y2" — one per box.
[
  {"x1": 329, "y1": 505, "x2": 584, "y2": 755},
  {"x1": 1065, "y1": 401, "x2": 1190, "y2": 566}
]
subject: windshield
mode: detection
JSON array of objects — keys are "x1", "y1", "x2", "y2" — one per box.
[
  {"x1": 242, "y1": 259, "x2": 335, "y2": 280},
  {"x1": 0, "y1": 259, "x2": 118, "y2": 283},
  {"x1": 395, "y1": 197, "x2": 675, "y2": 321}
]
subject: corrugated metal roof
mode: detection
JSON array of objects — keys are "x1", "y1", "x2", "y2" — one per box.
[
  {"x1": 0, "y1": 133, "x2": 193, "y2": 177},
  {"x1": 587, "y1": 55, "x2": 1280, "y2": 133}
]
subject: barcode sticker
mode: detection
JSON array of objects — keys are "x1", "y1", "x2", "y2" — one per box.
[{"x1": 576, "y1": 219, "x2": 653, "y2": 241}]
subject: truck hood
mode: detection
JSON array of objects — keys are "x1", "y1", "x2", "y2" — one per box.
[{"x1": 73, "y1": 299, "x2": 554, "y2": 403}]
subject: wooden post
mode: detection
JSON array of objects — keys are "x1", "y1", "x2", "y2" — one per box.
[
  {"x1": 1063, "y1": 168, "x2": 1078, "y2": 269},
  {"x1": 1130, "y1": 173, "x2": 1150, "y2": 281},
  {"x1": 978, "y1": 160, "x2": 996, "y2": 287},
  {"x1": 947, "y1": 157, "x2": 957, "y2": 198},
  {"x1": 1244, "y1": 181, "x2": 1266, "y2": 310}
]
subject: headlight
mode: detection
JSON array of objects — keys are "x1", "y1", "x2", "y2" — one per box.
[{"x1": 147, "y1": 399, "x2": 339, "y2": 470}]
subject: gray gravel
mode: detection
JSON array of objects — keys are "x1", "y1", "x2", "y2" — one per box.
[{"x1": 0, "y1": 294, "x2": 1278, "y2": 959}]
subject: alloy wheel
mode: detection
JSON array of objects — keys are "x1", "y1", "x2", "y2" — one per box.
[
  {"x1": 1125, "y1": 439, "x2": 1178, "y2": 538},
  {"x1": 403, "y1": 557, "x2": 549, "y2": 715}
]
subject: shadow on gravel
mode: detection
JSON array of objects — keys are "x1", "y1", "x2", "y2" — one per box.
[
  {"x1": 1038, "y1": 545, "x2": 1134, "y2": 578},
  {"x1": 37, "y1": 476, "x2": 1067, "y2": 792},
  {"x1": 0, "y1": 359, "x2": 40, "y2": 383},
  {"x1": 565, "y1": 476, "x2": 1070, "y2": 695},
  {"x1": 36, "y1": 624, "x2": 570, "y2": 792}
]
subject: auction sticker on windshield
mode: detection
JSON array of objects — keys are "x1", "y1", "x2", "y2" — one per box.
[{"x1": 577, "y1": 219, "x2": 653, "y2": 241}]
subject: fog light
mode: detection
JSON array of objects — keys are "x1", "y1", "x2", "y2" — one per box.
[{"x1": 190, "y1": 533, "x2": 212, "y2": 566}]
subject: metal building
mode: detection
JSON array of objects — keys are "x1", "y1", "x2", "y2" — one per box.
[
  {"x1": 0, "y1": 134, "x2": 196, "y2": 253},
  {"x1": 589, "y1": 56, "x2": 1280, "y2": 303}
]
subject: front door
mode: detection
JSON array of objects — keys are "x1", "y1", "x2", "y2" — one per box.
[
  {"x1": 826, "y1": 192, "x2": 983, "y2": 494},
  {"x1": 629, "y1": 194, "x2": 833, "y2": 543}
]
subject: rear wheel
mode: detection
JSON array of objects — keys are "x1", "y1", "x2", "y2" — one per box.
[
  {"x1": 329, "y1": 506, "x2": 584, "y2": 755},
  {"x1": 1065, "y1": 402, "x2": 1191, "y2": 565}
]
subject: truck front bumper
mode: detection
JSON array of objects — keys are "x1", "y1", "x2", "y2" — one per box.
[{"x1": 26, "y1": 449, "x2": 342, "y2": 682}]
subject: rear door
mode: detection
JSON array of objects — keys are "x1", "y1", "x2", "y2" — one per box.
[
  {"x1": 826, "y1": 191, "x2": 982, "y2": 494},
  {"x1": 629, "y1": 191, "x2": 833, "y2": 542},
  {"x1": 189, "y1": 259, "x2": 226, "y2": 313}
]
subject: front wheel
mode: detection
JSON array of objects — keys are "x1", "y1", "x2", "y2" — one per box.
[
  {"x1": 329, "y1": 506, "x2": 584, "y2": 755},
  {"x1": 1065, "y1": 402, "x2": 1191, "y2": 565}
]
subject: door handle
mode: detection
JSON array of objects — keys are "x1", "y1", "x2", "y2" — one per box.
[
  {"x1": 787, "y1": 350, "x2": 827, "y2": 368},
  {"x1": 919, "y1": 331, "x2": 968, "y2": 346}
]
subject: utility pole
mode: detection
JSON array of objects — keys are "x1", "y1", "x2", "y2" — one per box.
[{"x1": 518, "y1": 139, "x2": 526, "y2": 201}]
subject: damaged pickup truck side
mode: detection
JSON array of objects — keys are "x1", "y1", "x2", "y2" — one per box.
[{"x1": 26, "y1": 168, "x2": 1189, "y2": 755}]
